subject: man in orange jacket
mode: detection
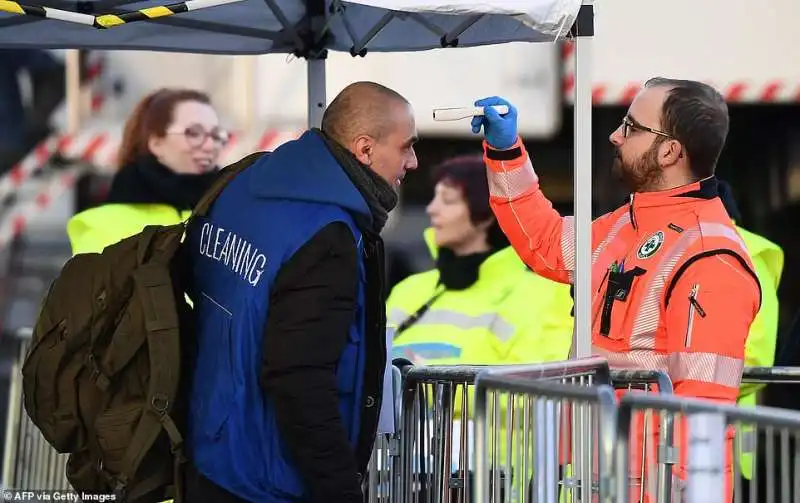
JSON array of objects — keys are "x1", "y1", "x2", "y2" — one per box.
[{"x1": 470, "y1": 78, "x2": 761, "y2": 500}]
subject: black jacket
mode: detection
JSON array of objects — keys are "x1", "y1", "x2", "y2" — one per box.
[{"x1": 260, "y1": 222, "x2": 386, "y2": 502}]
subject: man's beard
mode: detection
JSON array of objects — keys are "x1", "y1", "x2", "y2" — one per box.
[{"x1": 611, "y1": 142, "x2": 665, "y2": 192}]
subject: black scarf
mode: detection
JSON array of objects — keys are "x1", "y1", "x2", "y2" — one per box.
[
  {"x1": 105, "y1": 155, "x2": 220, "y2": 211},
  {"x1": 315, "y1": 129, "x2": 398, "y2": 233},
  {"x1": 436, "y1": 247, "x2": 496, "y2": 290},
  {"x1": 435, "y1": 221, "x2": 510, "y2": 290}
]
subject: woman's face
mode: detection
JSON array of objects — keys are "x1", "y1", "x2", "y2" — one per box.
[
  {"x1": 148, "y1": 100, "x2": 228, "y2": 174},
  {"x1": 426, "y1": 180, "x2": 490, "y2": 255}
]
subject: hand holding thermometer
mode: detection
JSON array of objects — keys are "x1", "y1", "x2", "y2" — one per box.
[{"x1": 432, "y1": 105, "x2": 510, "y2": 121}]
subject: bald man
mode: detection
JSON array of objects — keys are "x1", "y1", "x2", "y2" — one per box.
[{"x1": 184, "y1": 81, "x2": 418, "y2": 503}]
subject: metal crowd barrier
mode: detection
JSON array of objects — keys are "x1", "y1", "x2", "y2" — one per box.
[
  {"x1": 616, "y1": 391, "x2": 800, "y2": 503},
  {"x1": 735, "y1": 366, "x2": 800, "y2": 503},
  {"x1": 473, "y1": 360, "x2": 619, "y2": 503},
  {"x1": 363, "y1": 358, "x2": 675, "y2": 503},
  {"x1": 366, "y1": 364, "x2": 404, "y2": 502},
  {"x1": 365, "y1": 363, "x2": 800, "y2": 503}
]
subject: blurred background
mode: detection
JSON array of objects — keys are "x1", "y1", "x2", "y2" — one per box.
[{"x1": 0, "y1": 0, "x2": 798, "y2": 475}]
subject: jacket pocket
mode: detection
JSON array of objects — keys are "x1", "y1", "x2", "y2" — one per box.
[
  {"x1": 192, "y1": 292, "x2": 235, "y2": 439},
  {"x1": 597, "y1": 267, "x2": 646, "y2": 341},
  {"x1": 684, "y1": 284, "x2": 705, "y2": 348}
]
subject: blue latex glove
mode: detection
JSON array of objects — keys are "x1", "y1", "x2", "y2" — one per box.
[{"x1": 470, "y1": 96, "x2": 518, "y2": 150}]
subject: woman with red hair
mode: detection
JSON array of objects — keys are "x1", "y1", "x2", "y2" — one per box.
[{"x1": 67, "y1": 87, "x2": 229, "y2": 255}]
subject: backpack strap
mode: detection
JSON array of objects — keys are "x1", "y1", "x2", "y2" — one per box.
[
  {"x1": 113, "y1": 261, "x2": 185, "y2": 501},
  {"x1": 110, "y1": 153, "x2": 265, "y2": 500},
  {"x1": 117, "y1": 153, "x2": 266, "y2": 501},
  {"x1": 191, "y1": 152, "x2": 266, "y2": 219}
]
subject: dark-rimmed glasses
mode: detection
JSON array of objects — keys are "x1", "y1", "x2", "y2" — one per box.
[
  {"x1": 621, "y1": 115, "x2": 673, "y2": 139},
  {"x1": 168, "y1": 124, "x2": 230, "y2": 148}
]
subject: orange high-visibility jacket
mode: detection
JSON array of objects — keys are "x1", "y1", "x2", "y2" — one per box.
[{"x1": 483, "y1": 138, "x2": 761, "y2": 495}]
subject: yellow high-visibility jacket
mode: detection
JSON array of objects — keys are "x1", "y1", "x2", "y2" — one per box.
[
  {"x1": 386, "y1": 228, "x2": 574, "y2": 476},
  {"x1": 735, "y1": 224, "x2": 783, "y2": 480},
  {"x1": 67, "y1": 203, "x2": 190, "y2": 255}
]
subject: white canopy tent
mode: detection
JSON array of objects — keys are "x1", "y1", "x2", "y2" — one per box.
[{"x1": 0, "y1": 0, "x2": 595, "y2": 353}]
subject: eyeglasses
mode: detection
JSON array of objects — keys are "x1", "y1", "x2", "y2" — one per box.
[
  {"x1": 621, "y1": 115, "x2": 673, "y2": 139},
  {"x1": 168, "y1": 124, "x2": 230, "y2": 148}
]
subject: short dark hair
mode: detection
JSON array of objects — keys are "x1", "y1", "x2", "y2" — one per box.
[
  {"x1": 432, "y1": 154, "x2": 509, "y2": 250},
  {"x1": 321, "y1": 81, "x2": 409, "y2": 145},
  {"x1": 644, "y1": 77, "x2": 729, "y2": 179}
]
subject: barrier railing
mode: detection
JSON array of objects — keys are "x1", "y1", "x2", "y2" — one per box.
[
  {"x1": 376, "y1": 359, "x2": 673, "y2": 503},
  {"x1": 736, "y1": 366, "x2": 800, "y2": 503},
  {"x1": 366, "y1": 365, "x2": 403, "y2": 503},
  {"x1": 610, "y1": 370, "x2": 675, "y2": 503},
  {"x1": 616, "y1": 391, "x2": 800, "y2": 503},
  {"x1": 742, "y1": 366, "x2": 800, "y2": 384},
  {"x1": 473, "y1": 360, "x2": 619, "y2": 503}
]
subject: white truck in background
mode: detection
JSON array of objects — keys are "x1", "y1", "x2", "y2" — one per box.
[{"x1": 53, "y1": 0, "x2": 800, "y2": 172}]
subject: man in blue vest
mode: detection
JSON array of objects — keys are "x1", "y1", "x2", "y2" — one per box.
[{"x1": 183, "y1": 81, "x2": 419, "y2": 502}]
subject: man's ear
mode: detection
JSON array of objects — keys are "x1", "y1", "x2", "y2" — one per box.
[
  {"x1": 351, "y1": 134, "x2": 374, "y2": 166},
  {"x1": 659, "y1": 138, "x2": 683, "y2": 167}
]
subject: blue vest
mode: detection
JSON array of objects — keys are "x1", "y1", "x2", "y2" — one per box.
[{"x1": 185, "y1": 132, "x2": 371, "y2": 502}]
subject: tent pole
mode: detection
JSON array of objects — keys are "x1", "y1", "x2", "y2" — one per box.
[
  {"x1": 66, "y1": 49, "x2": 82, "y2": 134},
  {"x1": 572, "y1": 3, "x2": 595, "y2": 359},
  {"x1": 307, "y1": 58, "x2": 326, "y2": 129},
  {"x1": 232, "y1": 55, "x2": 255, "y2": 132}
]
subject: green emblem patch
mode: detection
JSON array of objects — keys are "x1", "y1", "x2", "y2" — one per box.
[{"x1": 637, "y1": 231, "x2": 664, "y2": 259}]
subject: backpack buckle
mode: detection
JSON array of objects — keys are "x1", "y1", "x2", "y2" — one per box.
[{"x1": 151, "y1": 394, "x2": 169, "y2": 415}]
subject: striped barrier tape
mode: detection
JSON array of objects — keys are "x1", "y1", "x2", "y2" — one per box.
[
  {"x1": 0, "y1": 0, "x2": 244, "y2": 28},
  {"x1": 0, "y1": 136, "x2": 64, "y2": 205},
  {"x1": 560, "y1": 40, "x2": 800, "y2": 104},
  {"x1": 0, "y1": 168, "x2": 80, "y2": 249}
]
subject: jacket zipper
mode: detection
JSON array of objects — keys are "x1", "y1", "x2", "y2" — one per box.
[
  {"x1": 684, "y1": 284, "x2": 706, "y2": 347},
  {"x1": 629, "y1": 194, "x2": 637, "y2": 230}
]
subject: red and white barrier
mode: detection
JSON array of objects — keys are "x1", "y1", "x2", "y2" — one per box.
[
  {"x1": 84, "y1": 51, "x2": 107, "y2": 113},
  {"x1": 560, "y1": 40, "x2": 800, "y2": 104},
  {"x1": 53, "y1": 127, "x2": 302, "y2": 172},
  {"x1": 0, "y1": 126, "x2": 304, "y2": 248},
  {"x1": 0, "y1": 169, "x2": 81, "y2": 249},
  {"x1": 0, "y1": 137, "x2": 63, "y2": 204}
]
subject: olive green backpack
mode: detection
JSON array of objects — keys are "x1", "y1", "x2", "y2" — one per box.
[{"x1": 20, "y1": 152, "x2": 261, "y2": 502}]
